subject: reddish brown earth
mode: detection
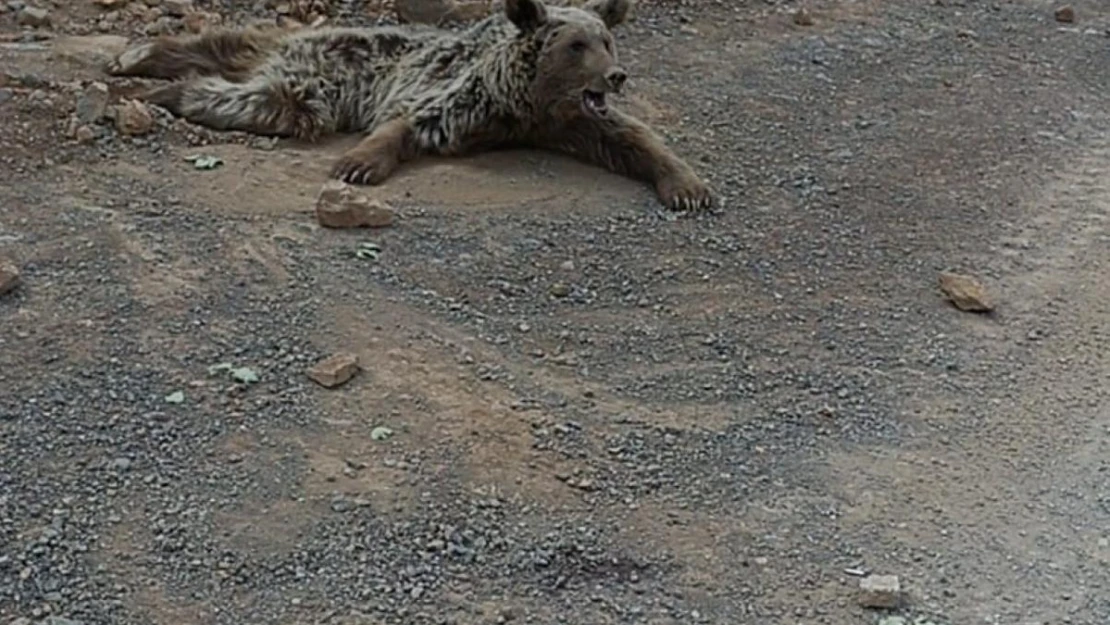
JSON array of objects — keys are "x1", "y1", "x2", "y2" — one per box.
[{"x1": 1, "y1": 1, "x2": 1109, "y2": 624}]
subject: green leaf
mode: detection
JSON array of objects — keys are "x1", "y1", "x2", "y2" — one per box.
[
  {"x1": 370, "y1": 426, "x2": 393, "y2": 441},
  {"x1": 164, "y1": 390, "x2": 185, "y2": 404}
]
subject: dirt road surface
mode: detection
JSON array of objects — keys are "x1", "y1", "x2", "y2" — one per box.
[{"x1": 2, "y1": 1, "x2": 1109, "y2": 624}]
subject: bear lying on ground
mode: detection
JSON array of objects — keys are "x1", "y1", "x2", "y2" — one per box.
[{"x1": 106, "y1": 0, "x2": 714, "y2": 210}]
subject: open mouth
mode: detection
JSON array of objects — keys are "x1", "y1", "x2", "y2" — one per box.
[{"x1": 582, "y1": 90, "x2": 608, "y2": 117}]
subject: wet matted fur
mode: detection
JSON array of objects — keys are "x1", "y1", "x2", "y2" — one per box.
[{"x1": 105, "y1": 0, "x2": 714, "y2": 210}]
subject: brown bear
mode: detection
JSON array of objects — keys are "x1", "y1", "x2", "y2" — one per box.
[{"x1": 105, "y1": 0, "x2": 714, "y2": 210}]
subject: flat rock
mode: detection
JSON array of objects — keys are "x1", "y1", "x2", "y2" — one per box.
[
  {"x1": 75, "y1": 81, "x2": 109, "y2": 123},
  {"x1": 315, "y1": 181, "x2": 395, "y2": 229},
  {"x1": 858, "y1": 574, "x2": 902, "y2": 609},
  {"x1": 114, "y1": 99, "x2": 154, "y2": 135},
  {"x1": 0, "y1": 258, "x2": 21, "y2": 295},
  {"x1": 163, "y1": 0, "x2": 194, "y2": 17},
  {"x1": 307, "y1": 352, "x2": 361, "y2": 388},
  {"x1": 52, "y1": 35, "x2": 130, "y2": 68},
  {"x1": 938, "y1": 271, "x2": 994, "y2": 312},
  {"x1": 17, "y1": 6, "x2": 51, "y2": 28},
  {"x1": 395, "y1": 0, "x2": 454, "y2": 23}
]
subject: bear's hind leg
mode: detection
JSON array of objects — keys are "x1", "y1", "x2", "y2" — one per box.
[
  {"x1": 331, "y1": 118, "x2": 417, "y2": 185},
  {"x1": 107, "y1": 29, "x2": 279, "y2": 81},
  {"x1": 142, "y1": 75, "x2": 333, "y2": 141}
]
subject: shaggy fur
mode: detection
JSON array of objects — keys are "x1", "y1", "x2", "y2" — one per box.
[{"x1": 105, "y1": 0, "x2": 714, "y2": 210}]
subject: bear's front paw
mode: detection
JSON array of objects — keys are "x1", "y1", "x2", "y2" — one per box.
[
  {"x1": 656, "y1": 171, "x2": 715, "y2": 211},
  {"x1": 330, "y1": 149, "x2": 397, "y2": 186}
]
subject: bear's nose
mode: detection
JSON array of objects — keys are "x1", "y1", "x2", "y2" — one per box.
[{"x1": 606, "y1": 67, "x2": 628, "y2": 91}]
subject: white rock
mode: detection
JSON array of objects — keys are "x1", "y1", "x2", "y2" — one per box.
[{"x1": 858, "y1": 574, "x2": 902, "y2": 608}]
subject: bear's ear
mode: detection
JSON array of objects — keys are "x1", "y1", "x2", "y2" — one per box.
[
  {"x1": 583, "y1": 0, "x2": 633, "y2": 29},
  {"x1": 505, "y1": 0, "x2": 548, "y2": 32}
]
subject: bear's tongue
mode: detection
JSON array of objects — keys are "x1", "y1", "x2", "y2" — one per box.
[{"x1": 583, "y1": 90, "x2": 607, "y2": 115}]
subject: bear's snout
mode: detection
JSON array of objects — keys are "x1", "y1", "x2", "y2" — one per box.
[{"x1": 605, "y1": 67, "x2": 627, "y2": 92}]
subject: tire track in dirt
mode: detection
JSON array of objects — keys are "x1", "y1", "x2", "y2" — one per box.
[{"x1": 827, "y1": 134, "x2": 1110, "y2": 623}]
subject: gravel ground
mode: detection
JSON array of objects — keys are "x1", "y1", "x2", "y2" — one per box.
[{"x1": 2, "y1": 1, "x2": 1110, "y2": 624}]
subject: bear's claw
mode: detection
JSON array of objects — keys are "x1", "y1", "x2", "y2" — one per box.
[
  {"x1": 658, "y1": 172, "x2": 715, "y2": 212},
  {"x1": 330, "y1": 151, "x2": 396, "y2": 186}
]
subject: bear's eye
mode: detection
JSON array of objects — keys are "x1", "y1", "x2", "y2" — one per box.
[{"x1": 570, "y1": 40, "x2": 588, "y2": 53}]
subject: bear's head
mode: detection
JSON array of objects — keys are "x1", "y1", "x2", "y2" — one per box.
[{"x1": 506, "y1": 0, "x2": 634, "y2": 121}]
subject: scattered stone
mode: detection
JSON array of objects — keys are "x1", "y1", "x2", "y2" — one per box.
[
  {"x1": 17, "y1": 6, "x2": 51, "y2": 27},
  {"x1": 1054, "y1": 5, "x2": 1075, "y2": 23},
  {"x1": 75, "y1": 81, "x2": 109, "y2": 123},
  {"x1": 395, "y1": 0, "x2": 454, "y2": 24},
  {"x1": 567, "y1": 476, "x2": 597, "y2": 491},
  {"x1": 0, "y1": 258, "x2": 20, "y2": 295},
  {"x1": 552, "y1": 352, "x2": 579, "y2": 366},
  {"x1": 74, "y1": 124, "x2": 97, "y2": 143},
  {"x1": 185, "y1": 154, "x2": 223, "y2": 170},
  {"x1": 315, "y1": 181, "x2": 395, "y2": 229},
  {"x1": 858, "y1": 574, "x2": 902, "y2": 609},
  {"x1": 163, "y1": 0, "x2": 193, "y2": 16},
  {"x1": 143, "y1": 16, "x2": 178, "y2": 36},
  {"x1": 395, "y1": 0, "x2": 488, "y2": 25},
  {"x1": 183, "y1": 10, "x2": 220, "y2": 33},
  {"x1": 94, "y1": 0, "x2": 128, "y2": 7},
  {"x1": 307, "y1": 352, "x2": 360, "y2": 388},
  {"x1": 443, "y1": 1, "x2": 490, "y2": 23},
  {"x1": 229, "y1": 366, "x2": 259, "y2": 384},
  {"x1": 792, "y1": 7, "x2": 814, "y2": 26},
  {"x1": 275, "y1": 14, "x2": 308, "y2": 31},
  {"x1": 8, "y1": 73, "x2": 48, "y2": 89},
  {"x1": 938, "y1": 271, "x2": 994, "y2": 313},
  {"x1": 0, "y1": 88, "x2": 13, "y2": 105},
  {"x1": 114, "y1": 99, "x2": 154, "y2": 135},
  {"x1": 549, "y1": 283, "x2": 570, "y2": 298}
]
